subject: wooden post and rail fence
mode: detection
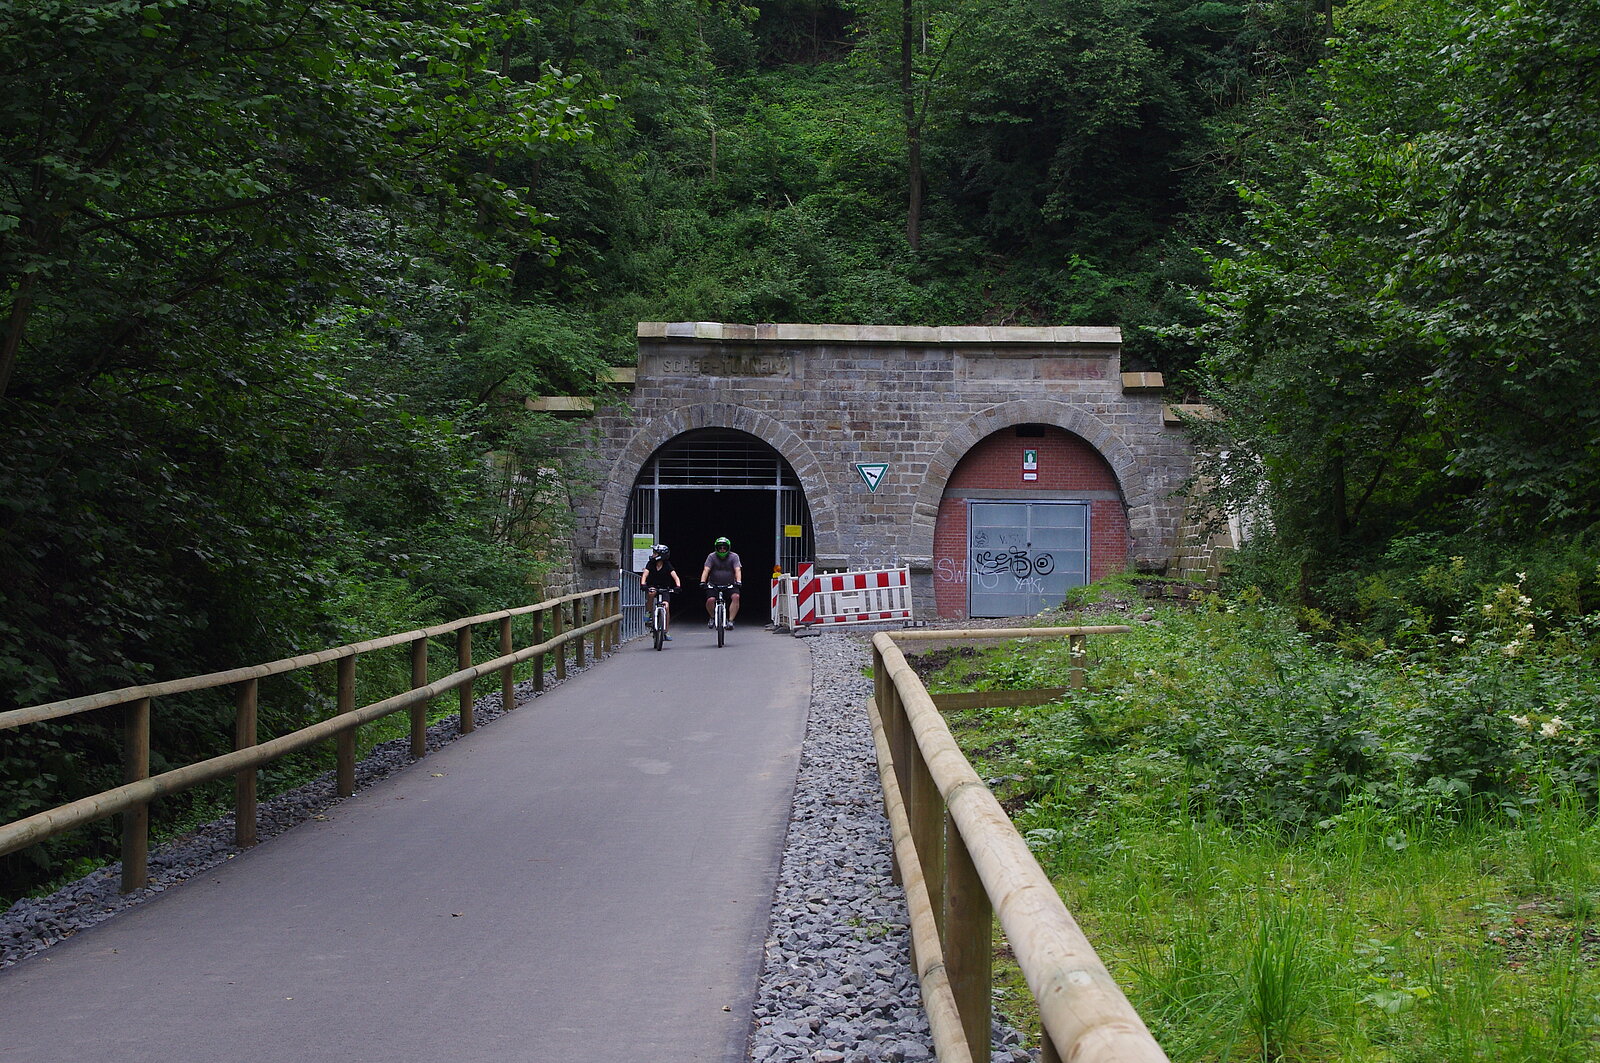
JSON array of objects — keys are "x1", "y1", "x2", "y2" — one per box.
[
  {"x1": 0, "y1": 588, "x2": 620, "y2": 895},
  {"x1": 869, "y1": 626, "x2": 1170, "y2": 1063},
  {"x1": 5, "y1": 597, "x2": 1168, "y2": 1062}
]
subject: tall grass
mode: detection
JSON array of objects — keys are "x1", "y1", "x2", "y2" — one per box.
[{"x1": 931, "y1": 586, "x2": 1600, "y2": 1062}]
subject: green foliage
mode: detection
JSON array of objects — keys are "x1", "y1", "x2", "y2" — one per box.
[
  {"x1": 1188, "y1": 0, "x2": 1600, "y2": 581},
  {"x1": 0, "y1": 0, "x2": 613, "y2": 898},
  {"x1": 931, "y1": 589, "x2": 1600, "y2": 1059},
  {"x1": 930, "y1": 578, "x2": 1600, "y2": 842},
  {"x1": 504, "y1": 0, "x2": 1305, "y2": 370},
  {"x1": 1244, "y1": 902, "x2": 1326, "y2": 1062}
]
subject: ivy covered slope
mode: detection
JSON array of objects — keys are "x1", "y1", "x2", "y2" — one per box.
[{"x1": 528, "y1": 0, "x2": 1328, "y2": 373}]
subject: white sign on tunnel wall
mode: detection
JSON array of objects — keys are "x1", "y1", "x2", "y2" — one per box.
[
  {"x1": 856, "y1": 463, "x2": 889, "y2": 493},
  {"x1": 631, "y1": 534, "x2": 655, "y2": 572},
  {"x1": 967, "y1": 501, "x2": 1090, "y2": 617}
]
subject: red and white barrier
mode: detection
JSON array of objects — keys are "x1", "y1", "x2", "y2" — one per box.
[
  {"x1": 769, "y1": 563, "x2": 913, "y2": 631},
  {"x1": 796, "y1": 562, "x2": 817, "y2": 626},
  {"x1": 807, "y1": 567, "x2": 912, "y2": 626}
]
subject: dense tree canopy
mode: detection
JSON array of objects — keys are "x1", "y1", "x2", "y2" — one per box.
[
  {"x1": 1189, "y1": 0, "x2": 1600, "y2": 582},
  {"x1": 0, "y1": 0, "x2": 616, "y2": 891},
  {"x1": 0, "y1": 0, "x2": 605, "y2": 692}
]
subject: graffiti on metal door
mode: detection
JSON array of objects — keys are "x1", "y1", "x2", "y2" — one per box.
[{"x1": 972, "y1": 547, "x2": 1056, "y2": 581}]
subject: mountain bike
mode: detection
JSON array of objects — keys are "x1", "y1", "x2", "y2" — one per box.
[
  {"x1": 706, "y1": 583, "x2": 737, "y2": 647},
  {"x1": 649, "y1": 588, "x2": 673, "y2": 650}
]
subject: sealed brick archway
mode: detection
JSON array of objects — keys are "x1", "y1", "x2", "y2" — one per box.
[{"x1": 933, "y1": 424, "x2": 1131, "y2": 619}]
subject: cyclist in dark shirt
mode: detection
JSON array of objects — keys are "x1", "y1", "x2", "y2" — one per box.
[
  {"x1": 699, "y1": 535, "x2": 742, "y2": 629},
  {"x1": 640, "y1": 544, "x2": 681, "y2": 640}
]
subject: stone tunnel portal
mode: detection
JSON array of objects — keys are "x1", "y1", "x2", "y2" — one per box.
[
  {"x1": 622, "y1": 428, "x2": 815, "y2": 626},
  {"x1": 574, "y1": 323, "x2": 1202, "y2": 623}
]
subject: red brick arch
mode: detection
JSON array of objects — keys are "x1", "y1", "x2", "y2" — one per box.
[{"x1": 931, "y1": 425, "x2": 1132, "y2": 619}]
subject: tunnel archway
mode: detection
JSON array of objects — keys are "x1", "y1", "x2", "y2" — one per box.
[
  {"x1": 621, "y1": 429, "x2": 815, "y2": 626},
  {"x1": 932, "y1": 422, "x2": 1132, "y2": 618}
]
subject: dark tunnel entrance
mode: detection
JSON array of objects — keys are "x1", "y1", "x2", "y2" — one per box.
[{"x1": 623, "y1": 429, "x2": 815, "y2": 628}]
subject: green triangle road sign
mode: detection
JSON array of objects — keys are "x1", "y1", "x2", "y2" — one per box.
[{"x1": 856, "y1": 462, "x2": 889, "y2": 492}]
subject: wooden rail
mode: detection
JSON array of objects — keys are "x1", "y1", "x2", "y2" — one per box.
[
  {"x1": 0, "y1": 588, "x2": 620, "y2": 893},
  {"x1": 869, "y1": 626, "x2": 1169, "y2": 1063}
]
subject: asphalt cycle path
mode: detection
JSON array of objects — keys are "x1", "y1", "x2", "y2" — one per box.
[{"x1": 0, "y1": 623, "x2": 812, "y2": 1063}]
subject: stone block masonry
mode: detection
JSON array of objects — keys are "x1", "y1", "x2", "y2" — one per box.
[{"x1": 570, "y1": 323, "x2": 1199, "y2": 619}]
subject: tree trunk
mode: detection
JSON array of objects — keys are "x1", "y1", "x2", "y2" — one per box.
[
  {"x1": 0, "y1": 273, "x2": 37, "y2": 401},
  {"x1": 907, "y1": 133, "x2": 923, "y2": 251},
  {"x1": 901, "y1": 0, "x2": 922, "y2": 251},
  {"x1": 1330, "y1": 443, "x2": 1349, "y2": 542}
]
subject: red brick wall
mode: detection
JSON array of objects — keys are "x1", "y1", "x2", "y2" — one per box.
[{"x1": 933, "y1": 427, "x2": 1130, "y2": 618}]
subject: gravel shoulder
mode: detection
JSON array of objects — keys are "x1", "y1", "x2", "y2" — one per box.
[{"x1": 748, "y1": 626, "x2": 1033, "y2": 1063}]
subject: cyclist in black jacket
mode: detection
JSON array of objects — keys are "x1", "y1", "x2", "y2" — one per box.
[{"x1": 640, "y1": 544, "x2": 681, "y2": 640}]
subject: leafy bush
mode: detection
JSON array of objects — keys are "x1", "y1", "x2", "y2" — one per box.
[{"x1": 932, "y1": 571, "x2": 1600, "y2": 847}]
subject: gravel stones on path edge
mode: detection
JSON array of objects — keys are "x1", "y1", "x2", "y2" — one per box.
[{"x1": 748, "y1": 629, "x2": 1031, "y2": 1063}]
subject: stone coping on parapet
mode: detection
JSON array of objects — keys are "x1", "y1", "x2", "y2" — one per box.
[{"x1": 636, "y1": 321, "x2": 1122, "y2": 346}]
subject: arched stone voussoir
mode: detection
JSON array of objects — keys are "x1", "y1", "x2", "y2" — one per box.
[
  {"x1": 588, "y1": 407, "x2": 838, "y2": 557},
  {"x1": 907, "y1": 400, "x2": 1154, "y2": 561}
]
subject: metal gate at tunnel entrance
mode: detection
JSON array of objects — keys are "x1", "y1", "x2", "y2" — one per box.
[{"x1": 623, "y1": 429, "x2": 815, "y2": 628}]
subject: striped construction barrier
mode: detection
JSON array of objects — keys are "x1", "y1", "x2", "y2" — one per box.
[
  {"x1": 770, "y1": 564, "x2": 914, "y2": 632},
  {"x1": 805, "y1": 566, "x2": 912, "y2": 626},
  {"x1": 796, "y1": 562, "x2": 817, "y2": 626}
]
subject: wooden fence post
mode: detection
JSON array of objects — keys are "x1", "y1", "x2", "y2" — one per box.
[
  {"x1": 336, "y1": 655, "x2": 357, "y2": 797},
  {"x1": 889, "y1": 678, "x2": 918, "y2": 901},
  {"x1": 576, "y1": 597, "x2": 589, "y2": 670},
  {"x1": 532, "y1": 608, "x2": 546, "y2": 694},
  {"x1": 120, "y1": 697, "x2": 151, "y2": 893},
  {"x1": 501, "y1": 616, "x2": 515, "y2": 711},
  {"x1": 235, "y1": 680, "x2": 258, "y2": 848},
  {"x1": 589, "y1": 594, "x2": 600, "y2": 661},
  {"x1": 946, "y1": 811, "x2": 992, "y2": 1063},
  {"x1": 604, "y1": 590, "x2": 617, "y2": 655},
  {"x1": 410, "y1": 636, "x2": 429, "y2": 758},
  {"x1": 553, "y1": 602, "x2": 567, "y2": 682},
  {"x1": 1069, "y1": 634, "x2": 1087, "y2": 689},
  {"x1": 458, "y1": 628, "x2": 474, "y2": 733},
  {"x1": 874, "y1": 645, "x2": 903, "y2": 887},
  {"x1": 909, "y1": 729, "x2": 944, "y2": 936}
]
